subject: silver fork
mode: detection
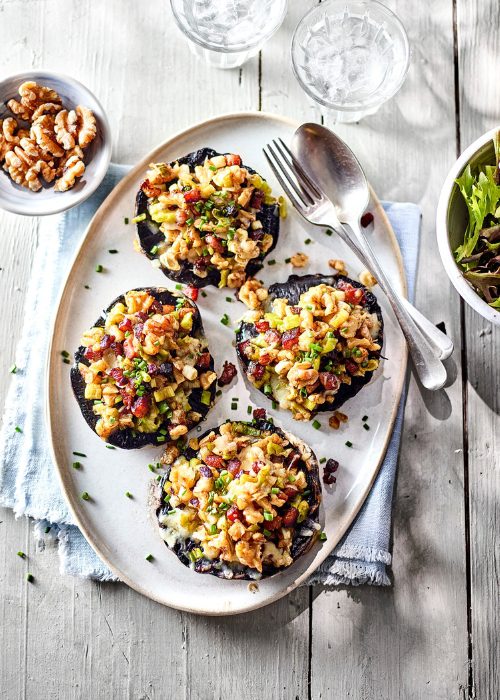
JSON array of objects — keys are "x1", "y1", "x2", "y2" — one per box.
[{"x1": 263, "y1": 139, "x2": 448, "y2": 391}]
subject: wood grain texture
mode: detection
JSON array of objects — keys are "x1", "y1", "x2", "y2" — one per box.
[
  {"x1": 456, "y1": 1, "x2": 500, "y2": 698},
  {"x1": 0, "y1": 0, "x2": 495, "y2": 697},
  {"x1": 308, "y1": 1, "x2": 470, "y2": 697}
]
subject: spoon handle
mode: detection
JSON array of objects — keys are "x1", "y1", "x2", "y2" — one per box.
[{"x1": 344, "y1": 220, "x2": 447, "y2": 390}]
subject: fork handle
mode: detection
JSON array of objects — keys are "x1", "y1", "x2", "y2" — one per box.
[
  {"x1": 328, "y1": 220, "x2": 453, "y2": 358},
  {"x1": 341, "y1": 220, "x2": 447, "y2": 390}
]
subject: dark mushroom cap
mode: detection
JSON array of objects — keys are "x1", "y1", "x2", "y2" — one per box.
[
  {"x1": 235, "y1": 273, "x2": 384, "y2": 412},
  {"x1": 71, "y1": 287, "x2": 216, "y2": 450},
  {"x1": 155, "y1": 419, "x2": 321, "y2": 580},
  {"x1": 135, "y1": 148, "x2": 280, "y2": 288}
]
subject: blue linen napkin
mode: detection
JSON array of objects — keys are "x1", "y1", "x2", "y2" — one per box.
[{"x1": 0, "y1": 164, "x2": 420, "y2": 586}]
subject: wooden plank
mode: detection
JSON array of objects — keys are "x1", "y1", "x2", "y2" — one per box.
[
  {"x1": 0, "y1": 2, "x2": 311, "y2": 699},
  {"x1": 456, "y1": 1, "x2": 500, "y2": 698},
  {"x1": 309, "y1": 1, "x2": 470, "y2": 697}
]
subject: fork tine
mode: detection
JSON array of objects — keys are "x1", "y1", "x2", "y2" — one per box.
[
  {"x1": 263, "y1": 147, "x2": 308, "y2": 215},
  {"x1": 265, "y1": 142, "x2": 314, "y2": 207},
  {"x1": 276, "y1": 137, "x2": 323, "y2": 199}
]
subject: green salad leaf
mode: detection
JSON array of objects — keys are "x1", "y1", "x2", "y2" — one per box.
[{"x1": 455, "y1": 165, "x2": 500, "y2": 261}]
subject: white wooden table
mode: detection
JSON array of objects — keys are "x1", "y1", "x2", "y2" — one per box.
[{"x1": 0, "y1": 2, "x2": 498, "y2": 698}]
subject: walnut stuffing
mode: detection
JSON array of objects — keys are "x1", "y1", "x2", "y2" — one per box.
[{"x1": 1, "y1": 81, "x2": 97, "y2": 193}]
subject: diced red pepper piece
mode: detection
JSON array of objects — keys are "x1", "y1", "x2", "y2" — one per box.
[
  {"x1": 131, "y1": 395, "x2": 151, "y2": 418},
  {"x1": 204, "y1": 453, "x2": 225, "y2": 470},
  {"x1": 123, "y1": 336, "x2": 138, "y2": 359},
  {"x1": 184, "y1": 189, "x2": 202, "y2": 203},
  {"x1": 226, "y1": 458, "x2": 242, "y2": 476},
  {"x1": 227, "y1": 505, "x2": 243, "y2": 522},
  {"x1": 281, "y1": 326, "x2": 300, "y2": 350},
  {"x1": 336, "y1": 279, "x2": 366, "y2": 305},
  {"x1": 226, "y1": 154, "x2": 241, "y2": 166},
  {"x1": 184, "y1": 286, "x2": 199, "y2": 302},
  {"x1": 255, "y1": 320, "x2": 270, "y2": 333},
  {"x1": 118, "y1": 318, "x2": 132, "y2": 332},
  {"x1": 247, "y1": 361, "x2": 265, "y2": 381}
]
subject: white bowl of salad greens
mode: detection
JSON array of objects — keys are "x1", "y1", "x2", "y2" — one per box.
[{"x1": 437, "y1": 127, "x2": 500, "y2": 326}]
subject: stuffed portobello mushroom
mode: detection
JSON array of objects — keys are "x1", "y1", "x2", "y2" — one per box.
[
  {"x1": 71, "y1": 288, "x2": 217, "y2": 449},
  {"x1": 134, "y1": 148, "x2": 280, "y2": 288},
  {"x1": 236, "y1": 274, "x2": 383, "y2": 421},
  {"x1": 155, "y1": 419, "x2": 321, "y2": 579}
]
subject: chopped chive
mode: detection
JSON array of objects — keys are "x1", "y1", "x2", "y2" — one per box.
[
  {"x1": 26, "y1": 573, "x2": 34, "y2": 583},
  {"x1": 247, "y1": 405, "x2": 252, "y2": 415},
  {"x1": 272, "y1": 401, "x2": 277, "y2": 410},
  {"x1": 95, "y1": 264, "x2": 103, "y2": 273},
  {"x1": 201, "y1": 291, "x2": 207, "y2": 298},
  {"x1": 225, "y1": 296, "x2": 233, "y2": 303},
  {"x1": 362, "y1": 415, "x2": 368, "y2": 422},
  {"x1": 105, "y1": 445, "x2": 116, "y2": 450},
  {"x1": 17, "y1": 551, "x2": 25, "y2": 558},
  {"x1": 131, "y1": 213, "x2": 146, "y2": 223},
  {"x1": 220, "y1": 314, "x2": 230, "y2": 326},
  {"x1": 209, "y1": 524, "x2": 217, "y2": 535},
  {"x1": 285, "y1": 257, "x2": 291, "y2": 264},
  {"x1": 345, "y1": 440, "x2": 353, "y2": 448},
  {"x1": 73, "y1": 451, "x2": 87, "y2": 457},
  {"x1": 231, "y1": 404, "x2": 237, "y2": 411},
  {"x1": 175, "y1": 283, "x2": 182, "y2": 290},
  {"x1": 84, "y1": 285, "x2": 90, "y2": 289},
  {"x1": 312, "y1": 420, "x2": 321, "y2": 430},
  {"x1": 325, "y1": 229, "x2": 333, "y2": 236},
  {"x1": 125, "y1": 491, "x2": 133, "y2": 499},
  {"x1": 271, "y1": 487, "x2": 280, "y2": 494},
  {"x1": 148, "y1": 464, "x2": 156, "y2": 472},
  {"x1": 263, "y1": 384, "x2": 272, "y2": 396},
  {"x1": 72, "y1": 461, "x2": 81, "y2": 470},
  {"x1": 304, "y1": 238, "x2": 312, "y2": 245},
  {"x1": 145, "y1": 554, "x2": 154, "y2": 562},
  {"x1": 267, "y1": 259, "x2": 276, "y2": 266},
  {"x1": 363, "y1": 423, "x2": 370, "y2": 431},
  {"x1": 9, "y1": 363, "x2": 17, "y2": 373},
  {"x1": 63, "y1": 358, "x2": 70, "y2": 364},
  {"x1": 124, "y1": 217, "x2": 129, "y2": 225},
  {"x1": 61, "y1": 350, "x2": 70, "y2": 358},
  {"x1": 216, "y1": 389, "x2": 222, "y2": 397},
  {"x1": 263, "y1": 511, "x2": 273, "y2": 521},
  {"x1": 186, "y1": 218, "x2": 194, "y2": 226},
  {"x1": 15, "y1": 426, "x2": 22, "y2": 433},
  {"x1": 319, "y1": 457, "x2": 326, "y2": 464},
  {"x1": 319, "y1": 532, "x2": 327, "y2": 541},
  {"x1": 263, "y1": 529, "x2": 272, "y2": 537},
  {"x1": 81, "y1": 491, "x2": 90, "y2": 501},
  {"x1": 108, "y1": 249, "x2": 119, "y2": 254},
  {"x1": 44, "y1": 526, "x2": 51, "y2": 534},
  {"x1": 150, "y1": 245, "x2": 159, "y2": 254}
]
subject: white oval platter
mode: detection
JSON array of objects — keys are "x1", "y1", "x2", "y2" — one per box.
[{"x1": 47, "y1": 112, "x2": 406, "y2": 615}]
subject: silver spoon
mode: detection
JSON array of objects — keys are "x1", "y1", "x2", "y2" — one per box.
[{"x1": 292, "y1": 123, "x2": 451, "y2": 390}]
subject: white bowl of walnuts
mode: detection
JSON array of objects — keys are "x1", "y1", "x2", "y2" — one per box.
[{"x1": 0, "y1": 71, "x2": 111, "y2": 216}]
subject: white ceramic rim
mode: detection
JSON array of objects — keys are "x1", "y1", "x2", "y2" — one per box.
[
  {"x1": 0, "y1": 70, "x2": 112, "y2": 217},
  {"x1": 436, "y1": 125, "x2": 500, "y2": 327},
  {"x1": 290, "y1": 0, "x2": 410, "y2": 113},
  {"x1": 46, "y1": 111, "x2": 407, "y2": 614}
]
